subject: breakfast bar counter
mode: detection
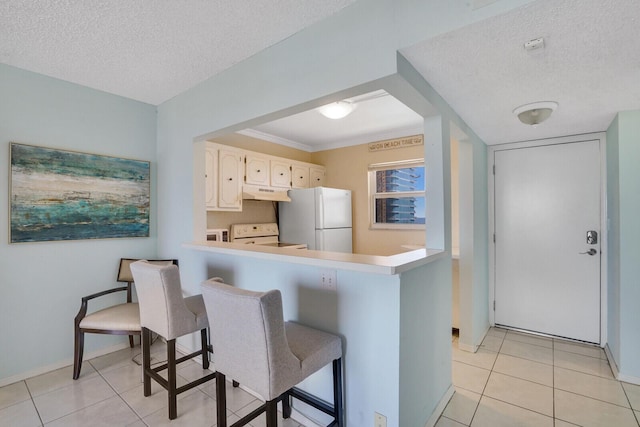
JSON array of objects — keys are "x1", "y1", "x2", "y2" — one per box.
[
  {"x1": 184, "y1": 240, "x2": 446, "y2": 274},
  {"x1": 184, "y1": 241, "x2": 453, "y2": 427}
]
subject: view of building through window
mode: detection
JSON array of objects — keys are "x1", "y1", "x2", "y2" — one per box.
[{"x1": 372, "y1": 164, "x2": 425, "y2": 226}]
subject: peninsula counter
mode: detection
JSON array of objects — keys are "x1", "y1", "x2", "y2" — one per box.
[{"x1": 184, "y1": 242, "x2": 453, "y2": 427}]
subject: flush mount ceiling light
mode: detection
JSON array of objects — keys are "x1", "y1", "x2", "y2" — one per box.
[
  {"x1": 513, "y1": 101, "x2": 558, "y2": 125},
  {"x1": 317, "y1": 100, "x2": 356, "y2": 119}
]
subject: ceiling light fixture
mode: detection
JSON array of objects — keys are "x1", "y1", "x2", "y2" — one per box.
[
  {"x1": 318, "y1": 100, "x2": 356, "y2": 119},
  {"x1": 513, "y1": 101, "x2": 558, "y2": 125}
]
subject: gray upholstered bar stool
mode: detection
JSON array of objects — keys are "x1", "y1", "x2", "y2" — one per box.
[
  {"x1": 201, "y1": 278, "x2": 344, "y2": 427},
  {"x1": 130, "y1": 260, "x2": 216, "y2": 420}
]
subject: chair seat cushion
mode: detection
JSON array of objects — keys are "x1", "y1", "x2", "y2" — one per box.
[
  {"x1": 79, "y1": 303, "x2": 140, "y2": 332},
  {"x1": 284, "y1": 321, "x2": 342, "y2": 382},
  {"x1": 184, "y1": 294, "x2": 209, "y2": 331}
]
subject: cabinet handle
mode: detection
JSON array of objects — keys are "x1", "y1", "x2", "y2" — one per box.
[
  {"x1": 228, "y1": 178, "x2": 233, "y2": 181},
  {"x1": 280, "y1": 173, "x2": 284, "y2": 176},
  {"x1": 257, "y1": 169, "x2": 261, "y2": 172},
  {"x1": 300, "y1": 176, "x2": 303, "y2": 179}
]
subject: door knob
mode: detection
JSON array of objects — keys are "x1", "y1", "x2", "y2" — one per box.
[{"x1": 579, "y1": 249, "x2": 597, "y2": 256}]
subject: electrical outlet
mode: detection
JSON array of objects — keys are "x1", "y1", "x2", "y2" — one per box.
[
  {"x1": 374, "y1": 412, "x2": 387, "y2": 427},
  {"x1": 319, "y1": 269, "x2": 337, "y2": 291}
]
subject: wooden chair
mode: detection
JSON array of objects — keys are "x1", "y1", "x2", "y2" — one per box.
[{"x1": 72, "y1": 258, "x2": 178, "y2": 380}]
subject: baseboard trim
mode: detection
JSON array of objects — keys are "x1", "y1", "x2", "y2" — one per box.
[
  {"x1": 424, "y1": 384, "x2": 455, "y2": 427},
  {"x1": 604, "y1": 344, "x2": 640, "y2": 385},
  {"x1": 605, "y1": 344, "x2": 620, "y2": 379},
  {"x1": 0, "y1": 342, "x2": 130, "y2": 388}
]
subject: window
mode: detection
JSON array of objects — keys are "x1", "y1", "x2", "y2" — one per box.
[{"x1": 368, "y1": 159, "x2": 425, "y2": 229}]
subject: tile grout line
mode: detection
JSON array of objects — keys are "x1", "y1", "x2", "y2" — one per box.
[
  {"x1": 467, "y1": 332, "x2": 507, "y2": 426},
  {"x1": 22, "y1": 380, "x2": 45, "y2": 427},
  {"x1": 620, "y1": 382, "x2": 640, "y2": 427}
]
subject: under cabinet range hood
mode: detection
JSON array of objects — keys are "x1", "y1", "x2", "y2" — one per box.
[{"x1": 242, "y1": 185, "x2": 291, "y2": 202}]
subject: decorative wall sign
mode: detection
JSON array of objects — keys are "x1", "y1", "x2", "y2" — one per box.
[
  {"x1": 10, "y1": 143, "x2": 150, "y2": 243},
  {"x1": 368, "y1": 134, "x2": 424, "y2": 152}
]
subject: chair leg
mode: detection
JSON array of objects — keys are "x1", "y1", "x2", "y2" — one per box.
[
  {"x1": 282, "y1": 391, "x2": 291, "y2": 419},
  {"x1": 142, "y1": 328, "x2": 152, "y2": 397},
  {"x1": 216, "y1": 372, "x2": 227, "y2": 427},
  {"x1": 333, "y1": 358, "x2": 344, "y2": 427},
  {"x1": 266, "y1": 399, "x2": 278, "y2": 427},
  {"x1": 128, "y1": 334, "x2": 135, "y2": 348},
  {"x1": 200, "y1": 329, "x2": 209, "y2": 370},
  {"x1": 167, "y1": 339, "x2": 177, "y2": 420},
  {"x1": 73, "y1": 329, "x2": 84, "y2": 380}
]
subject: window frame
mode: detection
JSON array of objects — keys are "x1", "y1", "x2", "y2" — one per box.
[{"x1": 368, "y1": 159, "x2": 425, "y2": 230}]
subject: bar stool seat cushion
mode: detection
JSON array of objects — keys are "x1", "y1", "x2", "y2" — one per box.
[{"x1": 284, "y1": 322, "x2": 342, "y2": 383}]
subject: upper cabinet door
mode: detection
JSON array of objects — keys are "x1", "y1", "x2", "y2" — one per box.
[
  {"x1": 309, "y1": 166, "x2": 326, "y2": 187},
  {"x1": 271, "y1": 160, "x2": 291, "y2": 188},
  {"x1": 245, "y1": 155, "x2": 269, "y2": 186},
  {"x1": 291, "y1": 164, "x2": 309, "y2": 188},
  {"x1": 218, "y1": 149, "x2": 243, "y2": 210},
  {"x1": 205, "y1": 146, "x2": 218, "y2": 209}
]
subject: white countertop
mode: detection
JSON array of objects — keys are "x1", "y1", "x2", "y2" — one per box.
[{"x1": 184, "y1": 241, "x2": 446, "y2": 275}]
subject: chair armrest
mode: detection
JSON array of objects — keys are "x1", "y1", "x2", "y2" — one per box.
[
  {"x1": 75, "y1": 286, "x2": 129, "y2": 328},
  {"x1": 81, "y1": 286, "x2": 128, "y2": 303}
]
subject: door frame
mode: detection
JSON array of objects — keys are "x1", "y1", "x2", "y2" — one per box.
[{"x1": 488, "y1": 132, "x2": 608, "y2": 345}]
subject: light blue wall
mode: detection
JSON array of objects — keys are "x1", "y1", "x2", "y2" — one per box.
[
  {"x1": 606, "y1": 115, "x2": 621, "y2": 366},
  {"x1": 399, "y1": 257, "x2": 452, "y2": 426},
  {"x1": 396, "y1": 54, "x2": 491, "y2": 347},
  {"x1": 0, "y1": 64, "x2": 158, "y2": 382},
  {"x1": 607, "y1": 110, "x2": 640, "y2": 380},
  {"x1": 471, "y1": 136, "x2": 490, "y2": 345}
]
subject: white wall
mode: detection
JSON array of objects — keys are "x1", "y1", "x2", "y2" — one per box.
[{"x1": 0, "y1": 64, "x2": 158, "y2": 383}]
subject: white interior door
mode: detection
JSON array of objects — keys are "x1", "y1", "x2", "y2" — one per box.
[{"x1": 494, "y1": 140, "x2": 601, "y2": 343}]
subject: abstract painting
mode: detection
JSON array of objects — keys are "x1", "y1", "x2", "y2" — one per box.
[{"x1": 10, "y1": 143, "x2": 150, "y2": 243}]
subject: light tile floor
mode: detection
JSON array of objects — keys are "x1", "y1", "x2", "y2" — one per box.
[
  {"x1": 0, "y1": 340, "x2": 303, "y2": 427},
  {"x1": 438, "y1": 327, "x2": 640, "y2": 427},
  {"x1": 2, "y1": 328, "x2": 640, "y2": 426}
]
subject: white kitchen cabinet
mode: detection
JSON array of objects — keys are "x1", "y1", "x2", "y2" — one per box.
[
  {"x1": 218, "y1": 149, "x2": 244, "y2": 210},
  {"x1": 206, "y1": 143, "x2": 244, "y2": 211},
  {"x1": 205, "y1": 145, "x2": 218, "y2": 209},
  {"x1": 291, "y1": 164, "x2": 309, "y2": 188},
  {"x1": 245, "y1": 155, "x2": 269, "y2": 186},
  {"x1": 270, "y1": 160, "x2": 291, "y2": 188},
  {"x1": 309, "y1": 166, "x2": 326, "y2": 187}
]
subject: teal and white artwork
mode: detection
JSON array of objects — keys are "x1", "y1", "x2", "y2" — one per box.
[{"x1": 10, "y1": 143, "x2": 150, "y2": 243}]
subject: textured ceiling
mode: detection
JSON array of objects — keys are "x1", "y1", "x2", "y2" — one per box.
[
  {"x1": 402, "y1": 0, "x2": 640, "y2": 145},
  {"x1": 0, "y1": 0, "x2": 355, "y2": 105},
  {"x1": 3, "y1": 1, "x2": 638, "y2": 147}
]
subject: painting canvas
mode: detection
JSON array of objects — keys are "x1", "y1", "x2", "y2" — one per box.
[{"x1": 10, "y1": 143, "x2": 150, "y2": 243}]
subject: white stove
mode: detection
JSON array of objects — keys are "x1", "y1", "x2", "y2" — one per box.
[{"x1": 229, "y1": 223, "x2": 307, "y2": 249}]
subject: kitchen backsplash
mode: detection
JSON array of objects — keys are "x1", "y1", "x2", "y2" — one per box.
[{"x1": 207, "y1": 199, "x2": 277, "y2": 231}]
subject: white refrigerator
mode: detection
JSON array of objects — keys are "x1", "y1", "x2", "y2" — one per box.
[{"x1": 278, "y1": 187, "x2": 352, "y2": 253}]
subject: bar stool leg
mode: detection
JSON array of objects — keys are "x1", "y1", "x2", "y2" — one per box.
[
  {"x1": 265, "y1": 399, "x2": 278, "y2": 427},
  {"x1": 142, "y1": 328, "x2": 152, "y2": 397},
  {"x1": 167, "y1": 339, "x2": 177, "y2": 420},
  {"x1": 216, "y1": 372, "x2": 227, "y2": 427},
  {"x1": 333, "y1": 358, "x2": 344, "y2": 427},
  {"x1": 200, "y1": 329, "x2": 209, "y2": 369},
  {"x1": 282, "y1": 391, "x2": 291, "y2": 419}
]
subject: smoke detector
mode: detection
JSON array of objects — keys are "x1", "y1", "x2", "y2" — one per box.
[{"x1": 524, "y1": 37, "x2": 545, "y2": 51}]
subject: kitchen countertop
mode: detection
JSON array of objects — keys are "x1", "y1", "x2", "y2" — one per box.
[{"x1": 184, "y1": 241, "x2": 446, "y2": 275}]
